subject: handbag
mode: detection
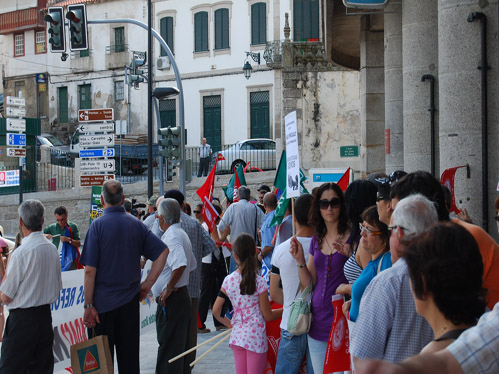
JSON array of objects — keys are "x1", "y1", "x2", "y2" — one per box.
[
  {"x1": 71, "y1": 329, "x2": 113, "y2": 374},
  {"x1": 287, "y1": 283, "x2": 313, "y2": 336}
]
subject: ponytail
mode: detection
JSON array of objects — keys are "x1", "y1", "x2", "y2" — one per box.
[{"x1": 233, "y1": 233, "x2": 257, "y2": 295}]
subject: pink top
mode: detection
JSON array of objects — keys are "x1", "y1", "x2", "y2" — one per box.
[{"x1": 222, "y1": 270, "x2": 268, "y2": 353}]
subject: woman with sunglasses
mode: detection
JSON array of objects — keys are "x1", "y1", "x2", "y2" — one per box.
[
  {"x1": 290, "y1": 182, "x2": 350, "y2": 374},
  {"x1": 344, "y1": 206, "x2": 391, "y2": 322}
]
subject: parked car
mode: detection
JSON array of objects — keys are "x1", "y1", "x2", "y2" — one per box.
[
  {"x1": 215, "y1": 139, "x2": 276, "y2": 174},
  {"x1": 37, "y1": 133, "x2": 78, "y2": 166}
]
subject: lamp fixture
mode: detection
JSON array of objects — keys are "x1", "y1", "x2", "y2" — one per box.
[{"x1": 242, "y1": 52, "x2": 260, "y2": 80}]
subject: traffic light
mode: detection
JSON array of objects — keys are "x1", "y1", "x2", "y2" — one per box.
[
  {"x1": 167, "y1": 160, "x2": 177, "y2": 181},
  {"x1": 66, "y1": 4, "x2": 88, "y2": 51},
  {"x1": 45, "y1": 7, "x2": 65, "y2": 53},
  {"x1": 158, "y1": 127, "x2": 181, "y2": 159}
]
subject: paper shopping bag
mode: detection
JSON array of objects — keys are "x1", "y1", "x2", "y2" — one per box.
[
  {"x1": 323, "y1": 295, "x2": 351, "y2": 373},
  {"x1": 71, "y1": 334, "x2": 113, "y2": 374}
]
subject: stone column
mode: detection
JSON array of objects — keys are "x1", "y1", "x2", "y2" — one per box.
[
  {"x1": 438, "y1": 0, "x2": 499, "y2": 233},
  {"x1": 360, "y1": 15, "x2": 385, "y2": 175},
  {"x1": 384, "y1": 0, "x2": 403, "y2": 174},
  {"x1": 402, "y1": 0, "x2": 438, "y2": 174}
]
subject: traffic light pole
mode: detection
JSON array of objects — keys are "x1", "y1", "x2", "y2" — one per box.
[{"x1": 87, "y1": 18, "x2": 186, "y2": 195}]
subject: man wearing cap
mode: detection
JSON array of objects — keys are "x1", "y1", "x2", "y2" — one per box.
[
  {"x1": 257, "y1": 184, "x2": 271, "y2": 205},
  {"x1": 164, "y1": 189, "x2": 217, "y2": 373},
  {"x1": 143, "y1": 195, "x2": 159, "y2": 229}
]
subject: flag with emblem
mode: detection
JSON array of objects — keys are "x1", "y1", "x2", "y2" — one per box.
[
  {"x1": 201, "y1": 196, "x2": 219, "y2": 231},
  {"x1": 223, "y1": 163, "x2": 247, "y2": 203}
]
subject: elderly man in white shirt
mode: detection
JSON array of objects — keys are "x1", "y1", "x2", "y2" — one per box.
[
  {"x1": 152, "y1": 198, "x2": 197, "y2": 374},
  {"x1": 0, "y1": 199, "x2": 62, "y2": 374}
]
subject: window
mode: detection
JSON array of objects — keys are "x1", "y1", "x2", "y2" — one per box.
[
  {"x1": 35, "y1": 31, "x2": 46, "y2": 54},
  {"x1": 79, "y1": 49, "x2": 89, "y2": 57},
  {"x1": 115, "y1": 81, "x2": 124, "y2": 101},
  {"x1": 160, "y1": 16, "x2": 174, "y2": 56},
  {"x1": 194, "y1": 11, "x2": 208, "y2": 52},
  {"x1": 251, "y1": 3, "x2": 266, "y2": 45},
  {"x1": 215, "y1": 9, "x2": 229, "y2": 50},
  {"x1": 14, "y1": 81, "x2": 26, "y2": 101},
  {"x1": 293, "y1": 0, "x2": 320, "y2": 41},
  {"x1": 14, "y1": 33, "x2": 24, "y2": 57},
  {"x1": 58, "y1": 87, "x2": 68, "y2": 123},
  {"x1": 114, "y1": 27, "x2": 125, "y2": 52},
  {"x1": 79, "y1": 84, "x2": 91, "y2": 109}
]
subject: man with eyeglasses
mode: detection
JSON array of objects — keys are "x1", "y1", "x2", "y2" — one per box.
[
  {"x1": 350, "y1": 194, "x2": 437, "y2": 365},
  {"x1": 375, "y1": 170, "x2": 407, "y2": 225}
]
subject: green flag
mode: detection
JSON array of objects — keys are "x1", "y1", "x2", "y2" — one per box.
[
  {"x1": 270, "y1": 172, "x2": 309, "y2": 227},
  {"x1": 273, "y1": 151, "x2": 287, "y2": 192},
  {"x1": 223, "y1": 163, "x2": 247, "y2": 203}
]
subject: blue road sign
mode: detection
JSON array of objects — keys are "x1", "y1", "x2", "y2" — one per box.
[
  {"x1": 80, "y1": 149, "x2": 115, "y2": 158},
  {"x1": 6, "y1": 133, "x2": 26, "y2": 146}
]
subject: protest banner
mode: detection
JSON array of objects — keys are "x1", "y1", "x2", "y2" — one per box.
[{"x1": 285, "y1": 111, "x2": 300, "y2": 200}]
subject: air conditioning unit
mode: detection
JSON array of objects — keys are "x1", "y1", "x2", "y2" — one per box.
[{"x1": 157, "y1": 56, "x2": 171, "y2": 70}]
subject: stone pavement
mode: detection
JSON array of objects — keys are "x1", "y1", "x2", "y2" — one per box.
[{"x1": 138, "y1": 310, "x2": 235, "y2": 374}]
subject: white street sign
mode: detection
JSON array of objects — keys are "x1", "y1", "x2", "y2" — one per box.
[
  {"x1": 79, "y1": 134, "x2": 115, "y2": 148},
  {"x1": 78, "y1": 123, "x2": 115, "y2": 133},
  {"x1": 6, "y1": 118, "x2": 26, "y2": 132},
  {"x1": 6, "y1": 107, "x2": 26, "y2": 117},
  {"x1": 80, "y1": 160, "x2": 116, "y2": 173},
  {"x1": 6, "y1": 96, "x2": 26, "y2": 107},
  {"x1": 285, "y1": 111, "x2": 300, "y2": 199}
]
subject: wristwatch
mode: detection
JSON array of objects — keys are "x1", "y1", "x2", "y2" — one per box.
[
  {"x1": 84, "y1": 304, "x2": 94, "y2": 309},
  {"x1": 69, "y1": 238, "x2": 72, "y2": 245}
]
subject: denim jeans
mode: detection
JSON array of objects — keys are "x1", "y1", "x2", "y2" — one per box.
[
  {"x1": 307, "y1": 335, "x2": 327, "y2": 374},
  {"x1": 275, "y1": 329, "x2": 310, "y2": 374}
]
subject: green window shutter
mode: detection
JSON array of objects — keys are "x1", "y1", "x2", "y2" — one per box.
[
  {"x1": 251, "y1": 3, "x2": 266, "y2": 45},
  {"x1": 195, "y1": 12, "x2": 208, "y2": 52},
  {"x1": 114, "y1": 27, "x2": 125, "y2": 52},
  {"x1": 160, "y1": 17, "x2": 174, "y2": 56},
  {"x1": 215, "y1": 9, "x2": 229, "y2": 50},
  {"x1": 58, "y1": 87, "x2": 68, "y2": 123},
  {"x1": 293, "y1": 0, "x2": 320, "y2": 41}
]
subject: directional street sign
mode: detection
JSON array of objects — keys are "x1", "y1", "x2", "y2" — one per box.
[
  {"x1": 6, "y1": 118, "x2": 26, "y2": 132},
  {"x1": 6, "y1": 96, "x2": 26, "y2": 106},
  {"x1": 80, "y1": 174, "x2": 115, "y2": 187},
  {"x1": 80, "y1": 148, "x2": 115, "y2": 158},
  {"x1": 79, "y1": 123, "x2": 115, "y2": 133},
  {"x1": 78, "y1": 109, "x2": 114, "y2": 122},
  {"x1": 6, "y1": 133, "x2": 26, "y2": 146},
  {"x1": 80, "y1": 160, "x2": 115, "y2": 173},
  {"x1": 6, "y1": 107, "x2": 26, "y2": 117},
  {"x1": 79, "y1": 134, "x2": 115, "y2": 148},
  {"x1": 7, "y1": 148, "x2": 26, "y2": 157}
]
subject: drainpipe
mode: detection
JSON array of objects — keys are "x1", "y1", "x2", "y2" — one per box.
[
  {"x1": 467, "y1": 12, "x2": 488, "y2": 231},
  {"x1": 421, "y1": 74, "x2": 435, "y2": 177}
]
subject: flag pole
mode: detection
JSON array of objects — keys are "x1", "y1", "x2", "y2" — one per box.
[{"x1": 291, "y1": 197, "x2": 296, "y2": 237}]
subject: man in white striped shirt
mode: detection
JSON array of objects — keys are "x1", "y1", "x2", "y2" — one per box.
[{"x1": 0, "y1": 199, "x2": 62, "y2": 373}]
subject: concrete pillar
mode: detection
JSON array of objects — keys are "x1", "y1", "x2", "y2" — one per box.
[
  {"x1": 384, "y1": 0, "x2": 403, "y2": 174},
  {"x1": 360, "y1": 15, "x2": 385, "y2": 175},
  {"x1": 438, "y1": 0, "x2": 499, "y2": 233},
  {"x1": 402, "y1": 0, "x2": 438, "y2": 174}
]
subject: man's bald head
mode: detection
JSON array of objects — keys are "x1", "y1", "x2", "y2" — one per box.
[
  {"x1": 263, "y1": 192, "x2": 277, "y2": 210},
  {"x1": 102, "y1": 180, "x2": 123, "y2": 206},
  {"x1": 156, "y1": 196, "x2": 165, "y2": 210}
]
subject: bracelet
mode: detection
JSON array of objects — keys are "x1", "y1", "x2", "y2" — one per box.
[
  {"x1": 84, "y1": 304, "x2": 94, "y2": 309},
  {"x1": 297, "y1": 263, "x2": 306, "y2": 268}
]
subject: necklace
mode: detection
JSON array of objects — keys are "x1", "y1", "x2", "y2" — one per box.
[
  {"x1": 324, "y1": 236, "x2": 334, "y2": 255},
  {"x1": 437, "y1": 322, "x2": 451, "y2": 338}
]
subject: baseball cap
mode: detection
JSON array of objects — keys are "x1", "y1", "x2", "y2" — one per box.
[
  {"x1": 257, "y1": 184, "x2": 271, "y2": 193},
  {"x1": 147, "y1": 195, "x2": 159, "y2": 206},
  {"x1": 164, "y1": 189, "x2": 185, "y2": 205}
]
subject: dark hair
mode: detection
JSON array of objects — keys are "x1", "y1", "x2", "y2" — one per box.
[
  {"x1": 183, "y1": 202, "x2": 192, "y2": 216},
  {"x1": 494, "y1": 197, "x2": 499, "y2": 212},
  {"x1": 54, "y1": 206, "x2": 68, "y2": 216},
  {"x1": 164, "y1": 189, "x2": 185, "y2": 205},
  {"x1": 404, "y1": 222, "x2": 486, "y2": 326},
  {"x1": 390, "y1": 171, "x2": 450, "y2": 221},
  {"x1": 345, "y1": 180, "x2": 378, "y2": 245},
  {"x1": 295, "y1": 194, "x2": 313, "y2": 226},
  {"x1": 309, "y1": 183, "x2": 349, "y2": 246},
  {"x1": 233, "y1": 233, "x2": 258, "y2": 295},
  {"x1": 361, "y1": 205, "x2": 389, "y2": 252},
  {"x1": 124, "y1": 199, "x2": 132, "y2": 213}
]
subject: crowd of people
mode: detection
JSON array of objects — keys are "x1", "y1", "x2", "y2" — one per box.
[{"x1": 0, "y1": 168, "x2": 498, "y2": 374}]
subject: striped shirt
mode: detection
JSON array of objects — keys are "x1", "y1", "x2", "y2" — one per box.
[
  {"x1": 198, "y1": 144, "x2": 212, "y2": 158},
  {"x1": 344, "y1": 251, "x2": 363, "y2": 284},
  {"x1": 447, "y1": 302, "x2": 499, "y2": 374},
  {"x1": 1, "y1": 231, "x2": 62, "y2": 309}
]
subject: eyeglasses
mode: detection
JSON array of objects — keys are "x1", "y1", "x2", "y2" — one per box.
[
  {"x1": 193, "y1": 210, "x2": 201, "y2": 214},
  {"x1": 319, "y1": 198, "x2": 341, "y2": 210},
  {"x1": 359, "y1": 223, "x2": 382, "y2": 236},
  {"x1": 388, "y1": 225, "x2": 406, "y2": 234},
  {"x1": 376, "y1": 192, "x2": 389, "y2": 202}
]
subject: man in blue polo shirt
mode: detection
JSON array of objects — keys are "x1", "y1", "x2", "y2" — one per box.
[{"x1": 81, "y1": 180, "x2": 168, "y2": 374}]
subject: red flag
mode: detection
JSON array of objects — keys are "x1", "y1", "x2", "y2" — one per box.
[
  {"x1": 323, "y1": 295, "x2": 351, "y2": 373},
  {"x1": 233, "y1": 168, "x2": 242, "y2": 203},
  {"x1": 336, "y1": 167, "x2": 351, "y2": 192},
  {"x1": 196, "y1": 159, "x2": 217, "y2": 202},
  {"x1": 440, "y1": 166, "x2": 466, "y2": 214},
  {"x1": 201, "y1": 196, "x2": 219, "y2": 232}
]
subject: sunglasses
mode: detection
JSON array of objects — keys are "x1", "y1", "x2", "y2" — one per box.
[
  {"x1": 376, "y1": 192, "x2": 389, "y2": 202},
  {"x1": 193, "y1": 210, "x2": 201, "y2": 214},
  {"x1": 495, "y1": 216, "x2": 499, "y2": 222},
  {"x1": 319, "y1": 198, "x2": 341, "y2": 210},
  {"x1": 359, "y1": 223, "x2": 382, "y2": 236}
]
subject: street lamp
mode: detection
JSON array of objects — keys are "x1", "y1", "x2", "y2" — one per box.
[
  {"x1": 152, "y1": 86, "x2": 180, "y2": 195},
  {"x1": 243, "y1": 52, "x2": 260, "y2": 80}
]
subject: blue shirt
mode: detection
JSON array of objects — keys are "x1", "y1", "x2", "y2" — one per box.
[
  {"x1": 261, "y1": 210, "x2": 277, "y2": 269},
  {"x1": 80, "y1": 206, "x2": 166, "y2": 313},
  {"x1": 350, "y1": 251, "x2": 392, "y2": 322}
]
